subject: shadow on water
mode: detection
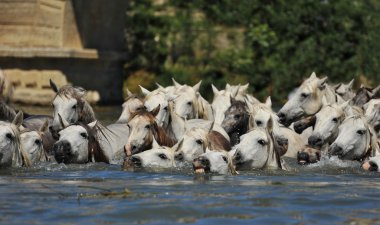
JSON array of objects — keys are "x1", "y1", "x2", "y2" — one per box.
[{"x1": 1, "y1": 106, "x2": 380, "y2": 224}]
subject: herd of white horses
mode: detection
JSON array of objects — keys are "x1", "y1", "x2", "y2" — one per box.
[{"x1": 1, "y1": 72, "x2": 380, "y2": 174}]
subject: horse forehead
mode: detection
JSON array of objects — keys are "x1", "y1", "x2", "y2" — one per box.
[
  {"x1": 0, "y1": 124, "x2": 14, "y2": 134},
  {"x1": 245, "y1": 128, "x2": 267, "y2": 140},
  {"x1": 59, "y1": 125, "x2": 86, "y2": 136},
  {"x1": 130, "y1": 115, "x2": 152, "y2": 126},
  {"x1": 341, "y1": 118, "x2": 366, "y2": 130},
  {"x1": 21, "y1": 131, "x2": 40, "y2": 139},
  {"x1": 53, "y1": 95, "x2": 77, "y2": 105}
]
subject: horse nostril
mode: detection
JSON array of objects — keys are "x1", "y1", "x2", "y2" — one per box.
[
  {"x1": 277, "y1": 112, "x2": 285, "y2": 120},
  {"x1": 131, "y1": 156, "x2": 142, "y2": 167},
  {"x1": 369, "y1": 161, "x2": 379, "y2": 171},
  {"x1": 308, "y1": 136, "x2": 323, "y2": 147},
  {"x1": 297, "y1": 152, "x2": 309, "y2": 165},
  {"x1": 174, "y1": 153, "x2": 184, "y2": 161}
]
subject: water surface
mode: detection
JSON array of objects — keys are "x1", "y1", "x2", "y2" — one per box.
[{"x1": 1, "y1": 106, "x2": 379, "y2": 225}]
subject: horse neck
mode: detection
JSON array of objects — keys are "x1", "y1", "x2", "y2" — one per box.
[{"x1": 80, "y1": 101, "x2": 96, "y2": 123}]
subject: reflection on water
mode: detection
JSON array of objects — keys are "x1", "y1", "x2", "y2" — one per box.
[{"x1": 1, "y1": 106, "x2": 379, "y2": 224}]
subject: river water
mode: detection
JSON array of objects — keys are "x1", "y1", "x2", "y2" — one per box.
[{"x1": 1, "y1": 106, "x2": 379, "y2": 225}]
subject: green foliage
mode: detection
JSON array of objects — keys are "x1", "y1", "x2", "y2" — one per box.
[{"x1": 124, "y1": 0, "x2": 380, "y2": 103}]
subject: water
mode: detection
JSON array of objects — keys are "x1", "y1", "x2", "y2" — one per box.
[{"x1": 1, "y1": 106, "x2": 380, "y2": 225}]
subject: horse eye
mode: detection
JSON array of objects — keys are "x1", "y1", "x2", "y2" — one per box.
[
  {"x1": 222, "y1": 156, "x2": 228, "y2": 163},
  {"x1": 51, "y1": 104, "x2": 55, "y2": 109},
  {"x1": 258, "y1": 139, "x2": 266, "y2": 145},
  {"x1": 301, "y1": 93, "x2": 309, "y2": 98},
  {"x1": 145, "y1": 124, "x2": 151, "y2": 129},
  {"x1": 256, "y1": 120, "x2": 262, "y2": 126},
  {"x1": 72, "y1": 104, "x2": 77, "y2": 109},
  {"x1": 127, "y1": 124, "x2": 131, "y2": 129},
  {"x1": 80, "y1": 132, "x2": 88, "y2": 138},
  {"x1": 163, "y1": 106, "x2": 168, "y2": 111},
  {"x1": 332, "y1": 118, "x2": 338, "y2": 123},
  {"x1": 357, "y1": 130, "x2": 366, "y2": 135},
  {"x1": 35, "y1": 139, "x2": 41, "y2": 145},
  {"x1": 196, "y1": 139, "x2": 203, "y2": 145},
  {"x1": 234, "y1": 114, "x2": 241, "y2": 120},
  {"x1": 187, "y1": 101, "x2": 192, "y2": 105},
  {"x1": 5, "y1": 133, "x2": 13, "y2": 140},
  {"x1": 158, "y1": 153, "x2": 168, "y2": 160}
]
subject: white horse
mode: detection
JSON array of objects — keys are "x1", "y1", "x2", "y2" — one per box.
[
  {"x1": 193, "y1": 149, "x2": 237, "y2": 175},
  {"x1": 329, "y1": 115, "x2": 379, "y2": 161},
  {"x1": 173, "y1": 126, "x2": 231, "y2": 163},
  {"x1": 278, "y1": 72, "x2": 336, "y2": 126},
  {"x1": 231, "y1": 117, "x2": 283, "y2": 170},
  {"x1": 248, "y1": 97, "x2": 305, "y2": 158},
  {"x1": 0, "y1": 112, "x2": 31, "y2": 168},
  {"x1": 116, "y1": 89, "x2": 144, "y2": 124},
  {"x1": 20, "y1": 120, "x2": 49, "y2": 164},
  {"x1": 334, "y1": 79, "x2": 355, "y2": 101}
]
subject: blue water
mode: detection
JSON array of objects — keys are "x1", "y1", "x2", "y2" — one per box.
[
  {"x1": 1, "y1": 105, "x2": 378, "y2": 225},
  {"x1": 0, "y1": 162, "x2": 379, "y2": 225}
]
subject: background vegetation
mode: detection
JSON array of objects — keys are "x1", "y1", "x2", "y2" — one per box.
[{"x1": 124, "y1": 0, "x2": 380, "y2": 104}]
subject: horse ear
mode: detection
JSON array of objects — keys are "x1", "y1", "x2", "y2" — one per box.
[
  {"x1": 58, "y1": 113, "x2": 69, "y2": 128},
  {"x1": 88, "y1": 120, "x2": 97, "y2": 129},
  {"x1": 369, "y1": 85, "x2": 380, "y2": 98},
  {"x1": 317, "y1": 77, "x2": 328, "y2": 90},
  {"x1": 172, "y1": 138, "x2": 184, "y2": 152},
  {"x1": 139, "y1": 85, "x2": 151, "y2": 96},
  {"x1": 49, "y1": 79, "x2": 59, "y2": 93},
  {"x1": 126, "y1": 88, "x2": 133, "y2": 97},
  {"x1": 156, "y1": 82, "x2": 164, "y2": 89},
  {"x1": 347, "y1": 79, "x2": 354, "y2": 89},
  {"x1": 172, "y1": 78, "x2": 181, "y2": 88},
  {"x1": 193, "y1": 80, "x2": 202, "y2": 92},
  {"x1": 265, "y1": 96, "x2": 272, "y2": 108},
  {"x1": 152, "y1": 136, "x2": 161, "y2": 148},
  {"x1": 208, "y1": 121, "x2": 215, "y2": 134},
  {"x1": 241, "y1": 83, "x2": 249, "y2": 92},
  {"x1": 310, "y1": 72, "x2": 317, "y2": 79},
  {"x1": 39, "y1": 119, "x2": 49, "y2": 133},
  {"x1": 267, "y1": 116, "x2": 274, "y2": 134},
  {"x1": 12, "y1": 111, "x2": 23, "y2": 127},
  {"x1": 225, "y1": 83, "x2": 231, "y2": 89},
  {"x1": 151, "y1": 104, "x2": 161, "y2": 117},
  {"x1": 339, "y1": 100, "x2": 350, "y2": 111},
  {"x1": 212, "y1": 84, "x2": 219, "y2": 95},
  {"x1": 231, "y1": 84, "x2": 240, "y2": 97}
]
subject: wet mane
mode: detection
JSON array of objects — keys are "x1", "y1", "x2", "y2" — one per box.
[
  {"x1": 129, "y1": 108, "x2": 176, "y2": 147},
  {"x1": 79, "y1": 123, "x2": 110, "y2": 164},
  {"x1": 55, "y1": 85, "x2": 96, "y2": 124}
]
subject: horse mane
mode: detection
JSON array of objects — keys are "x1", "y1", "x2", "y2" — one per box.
[
  {"x1": 151, "y1": 122, "x2": 176, "y2": 147},
  {"x1": 56, "y1": 85, "x2": 96, "y2": 124},
  {"x1": 80, "y1": 123, "x2": 109, "y2": 164},
  {"x1": 129, "y1": 108, "x2": 177, "y2": 147},
  {"x1": 207, "y1": 131, "x2": 231, "y2": 151}
]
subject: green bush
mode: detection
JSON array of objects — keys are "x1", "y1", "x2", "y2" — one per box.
[{"x1": 124, "y1": 0, "x2": 380, "y2": 103}]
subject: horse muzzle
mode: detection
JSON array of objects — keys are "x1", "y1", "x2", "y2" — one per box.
[
  {"x1": 193, "y1": 156, "x2": 210, "y2": 174},
  {"x1": 53, "y1": 141, "x2": 72, "y2": 163}
]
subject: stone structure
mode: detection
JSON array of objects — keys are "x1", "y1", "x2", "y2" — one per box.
[{"x1": 0, "y1": 0, "x2": 128, "y2": 104}]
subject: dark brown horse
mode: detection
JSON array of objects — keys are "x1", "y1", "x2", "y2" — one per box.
[{"x1": 221, "y1": 98, "x2": 249, "y2": 146}]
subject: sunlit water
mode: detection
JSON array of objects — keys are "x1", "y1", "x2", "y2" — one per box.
[{"x1": 1, "y1": 105, "x2": 379, "y2": 225}]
